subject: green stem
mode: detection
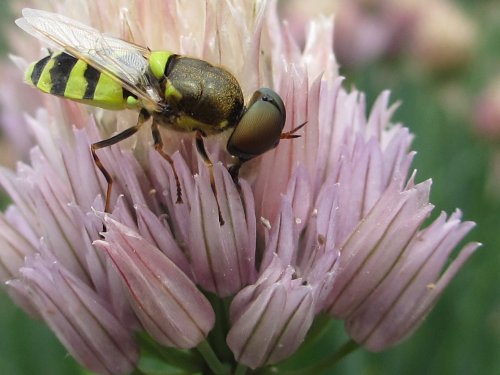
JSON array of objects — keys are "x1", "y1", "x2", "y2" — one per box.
[
  {"x1": 290, "y1": 339, "x2": 360, "y2": 375},
  {"x1": 297, "y1": 313, "x2": 333, "y2": 353},
  {"x1": 234, "y1": 363, "x2": 248, "y2": 375},
  {"x1": 137, "y1": 332, "x2": 203, "y2": 372},
  {"x1": 206, "y1": 293, "x2": 233, "y2": 362},
  {"x1": 261, "y1": 314, "x2": 333, "y2": 372},
  {"x1": 197, "y1": 340, "x2": 230, "y2": 375},
  {"x1": 257, "y1": 339, "x2": 359, "y2": 375}
]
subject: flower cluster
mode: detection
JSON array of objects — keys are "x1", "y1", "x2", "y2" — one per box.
[{"x1": 0, "y1": 0, "x2": 478, "y2": 374}]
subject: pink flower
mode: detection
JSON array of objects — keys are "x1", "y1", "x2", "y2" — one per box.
[{"x1": 0, "y1": 0, "x2": 478, "y2": 373}]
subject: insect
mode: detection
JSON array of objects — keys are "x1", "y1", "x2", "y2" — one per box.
[{"x1": 16, "y1": 8, "x2": 303, "y2": 213}]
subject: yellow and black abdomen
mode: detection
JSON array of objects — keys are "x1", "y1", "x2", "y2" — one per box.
[{"x1": 25, "y1": 52, "x2": 129, "y2": 110}]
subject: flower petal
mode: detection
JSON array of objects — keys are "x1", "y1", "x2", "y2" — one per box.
[
  {"x1": 345, "y1": 212, "x2": 479, "y2": 350},
  {"x1": 189, "y1": 163, "x2": 256, "y2": 296},
  {"x1": 148, "y1": 149, "x2": 195, "y2": 246},
  {"x1": 260, "y1": 196, "x2": 297, "y2": 270},
  {"x1": 327, "y1": 179, "x2": 434, "y2": 318},
  {"x1": 135, "y1": 203, "x2": 191, "y2": 275},
  {"x1": 0, "y1": 211, "x2": 37, "y2": 281}
]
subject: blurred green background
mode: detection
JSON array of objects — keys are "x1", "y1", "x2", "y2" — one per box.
[{"x1": 0, "y1": 0, "x2": 499, "y2": 374}]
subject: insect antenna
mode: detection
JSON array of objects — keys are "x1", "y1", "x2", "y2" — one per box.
[
  {"x1": 280, "y1": 121, "x2": 307, "y2": 139},
  {"x1": 228, "y1": 121, "x2": 308, "y2": 183}
]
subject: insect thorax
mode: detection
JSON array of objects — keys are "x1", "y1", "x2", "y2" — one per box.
[{"x1": 157, "y1": 54, "x2": 245, "y2": 135}]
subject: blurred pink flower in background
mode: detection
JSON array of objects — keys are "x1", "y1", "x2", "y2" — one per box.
[
  {"x1": 280, "y1": 0, "x2": 476, "y2": 72},
  {"x1": 474, "y1": 77, "x2": 500, "y2": 201},
  {"x1": 410, "y1": 0, "x2": 477, "y2": 73},
  {"x1": 474, "y1": 77, "x2": 500, "y2": 142},
  {"x1": 0, "y1": 0, "x2": 478, "y2": 374}
]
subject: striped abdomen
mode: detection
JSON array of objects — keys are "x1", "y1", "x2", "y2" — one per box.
[{"x1": 25, "y1": 52, "x2": 130, "y2": 110}]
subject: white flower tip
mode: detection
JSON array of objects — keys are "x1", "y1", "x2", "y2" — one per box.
[
  {"x1": 92, "y1": 239, "x2": 107, "y2": 247},
  {"x1": 466, "y1": 242, "x2": 482, "y2": 255},
  {"x1": 426, "y1": 283, "x2": 436, "y2": 290},
  {"x1": 119, "y1": 7, "x2": 129, "y2": 17},
  {"x1": 8, "y1": 54, "x2": 28, "y2": 71},
  {"x1": 260, "y1": 217, "x2": 271, "y2": 230},
  {"x1": 90, "y1": 206, "x2": 105, "y2": 218}
]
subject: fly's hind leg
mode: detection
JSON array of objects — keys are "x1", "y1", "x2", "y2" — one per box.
[
  {"x1": 91, "y1": 108, "x2": 150, "y2": 213},
  {"x1": 151, "y1": 121, "x2": 183, "y2": 203}
]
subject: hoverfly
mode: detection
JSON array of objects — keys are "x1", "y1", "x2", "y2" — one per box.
[{"x1": 16, "y1": 8, "x2": 302, "y2": 213}]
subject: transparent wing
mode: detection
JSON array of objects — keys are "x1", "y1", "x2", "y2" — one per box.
[{"x1": 16, "y1": 8, "x2": 162, "y2": 110}]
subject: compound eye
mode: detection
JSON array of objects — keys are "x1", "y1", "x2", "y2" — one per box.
[{"x1": 227, "y1": 88, "x2": 286, "y2": 160}]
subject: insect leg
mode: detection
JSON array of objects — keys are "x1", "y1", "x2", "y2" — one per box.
[
  {"x1": 151, "y1": 121, "x2": 183, "y2": 203},
  {"x1": 91, "y1": 108, "x2": 150, "y2": 213},
  {"x1": 228, "y1": 159, "x2": 244, "y2": 183},
  {"x1": 195, "y1": 130, "x2": 224, "y2": 225},
  {"x1": 195, "y1": 130, "x2": 215, "y2": 187}
]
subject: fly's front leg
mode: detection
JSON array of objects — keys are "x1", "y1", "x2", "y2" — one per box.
[
  {"x1": 228, "y1": 158, "x2": 244, "y2": 184},
  {"x1": 195, "y1": 130, "x2": 224, "y2": 225},
  {"x1": 91, "y1": 108, "x2": 150, "y2": 213},
  {"x1": 151, "y1": 121, "x2": 183, "y2": 203},
  {"x1": 195, "y1": 130, "x2": 215, "y2": 189}
]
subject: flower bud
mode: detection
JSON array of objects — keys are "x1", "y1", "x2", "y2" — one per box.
[
  {"x1": 95, "y1": 216, "x2": 215, "y2": 349},
  {"x1": 10, "y1": 256, "x2": 139, "y2": 375}
]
